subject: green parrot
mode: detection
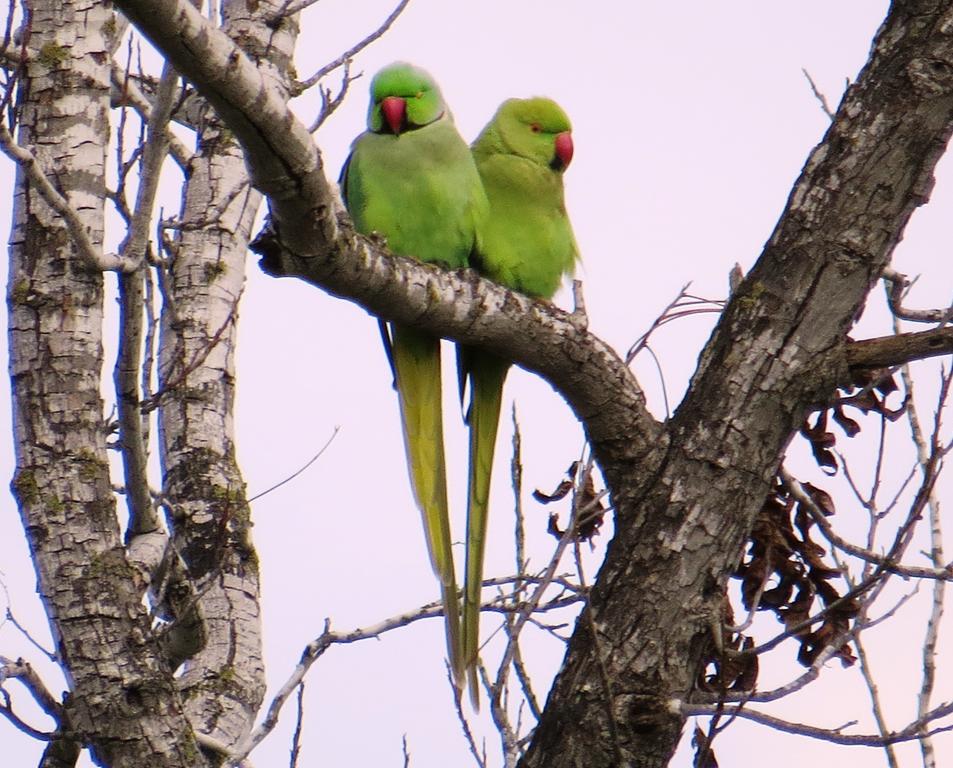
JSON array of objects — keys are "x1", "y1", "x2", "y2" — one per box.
[
  {"x1": 460, "y1": 97, "x2": 578, "y2": 704},
  {"x1": 340, "y1": 62, "x2": 488, "y2": 689}
]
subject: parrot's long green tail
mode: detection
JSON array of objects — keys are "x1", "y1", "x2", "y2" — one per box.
[
  {"x1": 462, "y1": 350, "x2": 509, "y2": 709},
  {"x1": 391, "y1": 324, "x2": 464, "y2": 689}
]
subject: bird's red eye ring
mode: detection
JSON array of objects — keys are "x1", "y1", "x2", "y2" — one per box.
[{"x1": 530, "y1": 123, "x2": 542, "y2": 133}]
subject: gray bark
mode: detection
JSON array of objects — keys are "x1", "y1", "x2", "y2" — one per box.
[
  {"x1": 8, "y1": 2, "x2": 202, "y2": 765},
  {"x1": 154, "y1": 0, "x2": 297, "y2": 753},
  {"x1": 6, "y1": 1, "x2": 298, "y2": 765}
]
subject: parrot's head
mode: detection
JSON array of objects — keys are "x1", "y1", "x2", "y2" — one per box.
[
  {"x1": 485, "y1": 97, "x2": 574, "y2": 172},
  {"x1": 368, "y1": 62, "x2": 447, "y2": 135}
]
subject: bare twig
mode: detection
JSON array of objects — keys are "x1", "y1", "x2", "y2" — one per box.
[
  {"x1": 453, "y1": 673, "x2": 488, "y2": 768},
  {"x1": 0, "y1": 687, "x2": 50, "y2": 741},
  {"x1": 569, "y1": 279, "x2": 588, "y2": 331},
  {"x1": 247, "y1": 428, "x2": 340, "y2": 503},
  {"x1": 572, "y1": 460, "x2": 622, "y2": 766},
  {"x1": 502, "y1": 407, "x2": 541, "y2": 719},
  {"x1": 289, "y1": 682, "x2": 306, "y2": 768},
  {"x1": 479, "y1": 660, "x2": 518, "y2": 768},
  {"x1": 905, "y1": 356, "x2": 951, "y2": 767},
  {"x1": 781, "y1": 467, "x2": 953, "y2": 580},
  {"x1": 624, "y1": 283, "x2": 723, "y2": 417},
  {"x1": 752, "y1": 443, "x2": 943, "y2": 662},
  {"x1": 0, "y1": 121, "x2": 132, "y2": 271},
  {"x1": 228, "y1": 602, "x2": 468, "y2": 765},
  {"x1": 271, "y1": 0, "x2": 323, "y2": 19},
  {"x1": 681, "y1": 698, "x2": 953, "y2": 747},
  {"x1": 1, "y1": 582, "x2": 55, "y2": 661},
  {"x1": 296, "y1": 0, "x2": 412, "y2": 91},
  {"x1": 116, "y1": 60, "x2": 180, "y2": 538},
  {"x1": 625, "y1": 283, "x2": 724, "y2": 364},
  {"x1": 883, "y1": 268, "x2": 953, "y2": 324},
  {"x1": 140, "y1": 287, "x2": 243, "y2": 412},
  {"x1": 308, "y1": 60, "x2": 357, "y2": 133},
  {"x1": 853, "y1": 628, "x2": 899, "y2": 768},
  {"x1": 802, "y1": 68, "x2": 835, "y2": 120},
  {"x1": 0, "y1": 657, "x2": 61, "y2": 720},
  {"x1": 109, "y1": 61, "x2": 191, "y2": 167}
]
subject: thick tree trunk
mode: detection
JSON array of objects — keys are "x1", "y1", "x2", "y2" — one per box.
[
  {"x1": 522, "y1": 5, "x2": 953, "y2": 766},
  {"x1": 8, "y1": 2, "x2": 202, "y2": 766},
  {"x1": 154, "y1": 0, "x2": 298, "y2": 755}
]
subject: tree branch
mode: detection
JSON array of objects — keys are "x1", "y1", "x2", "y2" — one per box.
[
  {"x1": 846, "y1": 327, "x2": 953, "y2": 371},
  {"x1": 0, "y1": 121, "x2": 133, "y2": 272},
  {"x1": 111, "y1": 0, "x2": 659, "y2": 471}
]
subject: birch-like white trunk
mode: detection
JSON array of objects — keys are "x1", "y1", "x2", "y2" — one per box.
[
  {"x1": 155, "y1": 0, "x2": 298, "y2": 751},
  {"x1": 9, "y1": 2, "x2": 201, "y2": 765}
]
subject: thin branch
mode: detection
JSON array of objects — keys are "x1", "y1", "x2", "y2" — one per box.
[
  {"x1": 802, "y1": 68, "x2": 835, "y2": 120},
  {"x1": 625, "y1": 283, "x2": 723, "y2": 364},
  {"x1": 453, "y1": 674, "x2": 488, "y2": 768},
  {"x1": 503, "y1": 407, "x2": 541, "y2": 720},
  {"x1": 846, "y1": 327, "x2": 953, "y2": 371},
  {"x1": 883, "y1": 268, "x2": 953, "y2": 324},
  {"x1": 308, "y1": 60, "x2": 356, "y2": 133},
  {"x1": 781, "y1": 467, "x2": 953, "y2": 579},
  {"x1": 228, "y1": 602, "x2": 468, "y2": 765},
  {"x1": 140, "y1": 286, "x2": 243, "y2": 412},
  {"x1": 483, "y1": 660, "x2": 519, "y2": 768},
  {"x1": 271, "y1": 0, "x2": 323, "y2": 19},
  {"x1": 490, "y1": 474, "x2": 601, "y2": 707},
  {"x1": 289, "y1": 682, "x2": 305, "y2": 768},
  {"x1": 853, "y1": 622, "x2": 900, "y2": 767},
  {"x1": 195, "y1": 733, "x2": 253, "y2": 768},
  {"x1": 571, "y1": 461, "x2": 622, "y2": 766},
  {"x1": 511, "y1": 405, "x2": 526, "y2": 585},
  {"x1": 116, "y1": 60, "x2": 180, "y2": 538},
  {"x1": 0, "y1": 688, "x2": 50, "y2": 741},
  {"x1": 0, "y1": 658, "x2": 61, "y2": 719},
  {"x1": 1, "y1": 582, "x2": 55, "y2": 661},
  {"x1": 907, "y1": 361, "x2": 952, "y2": 766},
  {"x1": 681, "y1": 698, "x2": 953, "y2": 747},
  {"x1": 247, "y1": 428, "x2": 340, "y2": 503},
  {"x1": 109, "y1": 61, "x2": 191, "y2": 167},
  {"x1": 750, "y1": 450, "x2": 943, "y2": 660},
  {"x1": 0, "y1": 121, "x2": 133, "y2": 272},
  {"x1": 296, "y1": 0, "x2": 412, "y2": 91}
]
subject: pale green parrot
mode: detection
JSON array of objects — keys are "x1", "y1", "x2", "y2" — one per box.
[
  {"x1": 340, "y1": 62, "x2": 488, "y2": 689},
  {"x1": 460, "y1": 98, "x2": 578, "y2": 704}
]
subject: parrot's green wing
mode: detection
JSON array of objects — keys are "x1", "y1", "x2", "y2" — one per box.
[
  {"x1": 340, "y1": 62, "x2": 488, "y2": 691},
  {"x1": 461, "y1": 97, "x2": 578, "y2": 706}
]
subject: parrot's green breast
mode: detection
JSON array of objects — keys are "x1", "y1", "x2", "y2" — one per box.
[
  {"x1": 474, "y1": 153, "x2": 577, "y2": 299},
  {"x1": 344, "y1": 119, "x2": 486, "y2": 269}
]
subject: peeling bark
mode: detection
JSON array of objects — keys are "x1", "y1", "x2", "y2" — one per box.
[
  {"x1": 8, "y1": 2, "x2": 201, "y2": 766},
  {"x1": 155, "y1": 0, "x2": 298, "y2": 757}
]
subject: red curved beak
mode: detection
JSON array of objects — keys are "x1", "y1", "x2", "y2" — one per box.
[
  {"x1": 381, "y1": 96, "x2": 406, "y2": 134},
  {"x1": 554, "y1": 131, "x2": 574, "y2": 169}
]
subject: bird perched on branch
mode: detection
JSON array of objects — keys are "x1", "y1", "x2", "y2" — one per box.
[
  {"x1": 460, "y1": 97, "x2": 578, "y2": 706},
  {"x1": 340, "y1": 62, "x2": 488, "y2": 691}
]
